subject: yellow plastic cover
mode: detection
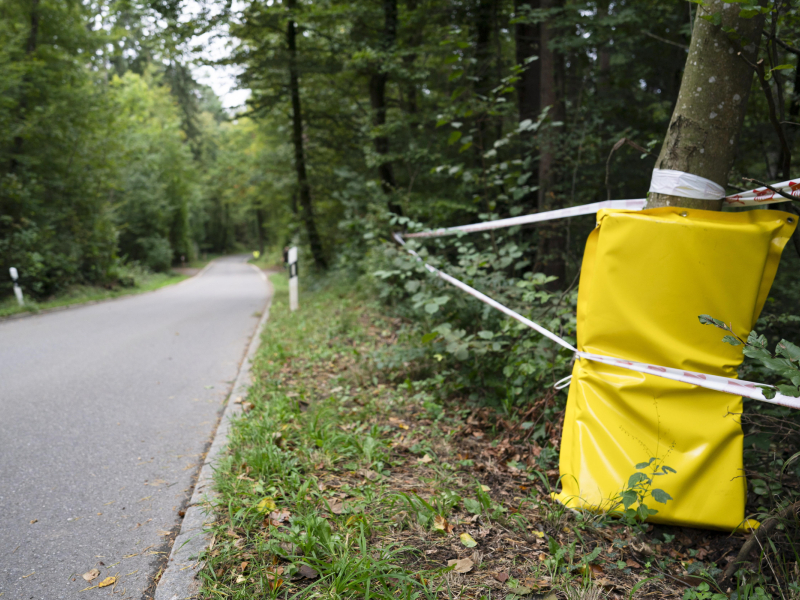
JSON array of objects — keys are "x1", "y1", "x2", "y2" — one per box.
[{"x1": 555, "y1": 207, "x2": 796, "y2": 530}]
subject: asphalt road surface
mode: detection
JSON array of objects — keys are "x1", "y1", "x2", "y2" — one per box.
[{"x1": 0, "y1": 256, "x2": 270, "y2": 600}]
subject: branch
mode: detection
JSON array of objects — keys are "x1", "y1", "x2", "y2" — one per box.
[
  {"x1": 737, "y1": 53, "x2": 792, "y2": 177},
  {"x1": 643, "y1": 30, "x2": 688, "y2": 50},
  {"x1": 761, "y1": 29, "x2": 800, "y2": 57},
  {"x1": 721, "y1": 501, "x2": 800, "y2": 582},
  {"x1": 741, "y1": 177, "x2": 800, "y2": 202}
]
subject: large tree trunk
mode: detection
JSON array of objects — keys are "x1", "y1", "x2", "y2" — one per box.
[
  {"x1": 514, "y1": 0, "x2": 541, "y2": 150},
  {"x1": 369, "y1": 0, "x2": 403, "y2": 215},
  {"x1": 286, "y1": 0, "x2": 327, "y2": 270},
  {"x1": 537, "y1": 0, "x2": 566, "y2": 285},
  {"x1": 648, "y1": 0, "x2": 765, "y2": 210}
]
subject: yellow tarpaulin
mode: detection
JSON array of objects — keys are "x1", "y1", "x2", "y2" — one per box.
[{"x1": 555, "y1": 207, "x2": 796, "y2": 530}]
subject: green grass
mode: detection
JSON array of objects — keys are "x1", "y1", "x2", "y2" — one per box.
[
  {"x1": 199, "y1": 274, "x2": 442, "y2": 599},
  {"x1": 0, "y1": 265, "x2": 191, "y2": 319}
]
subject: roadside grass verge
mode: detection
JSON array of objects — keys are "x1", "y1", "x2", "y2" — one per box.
[
  {"x1": 199, "y1": 274, "x2": 759, "y2": 600},
  {"x1": 0, "y1": 263, "x2": 193, "y2": 318}
]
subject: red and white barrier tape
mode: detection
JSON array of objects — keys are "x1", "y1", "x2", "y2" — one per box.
[{"x1": 403, "y1": 178, "x2": 798, "y2": 239}]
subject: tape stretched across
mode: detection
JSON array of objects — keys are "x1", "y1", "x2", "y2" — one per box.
[
  {"x1": 402, "y1": 176, "x2": 799, "y2": 240},
  {"x1": 393, "y1": 232, "x2": 800, "y2": 411}
]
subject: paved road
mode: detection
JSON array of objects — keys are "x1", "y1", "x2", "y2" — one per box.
[{"x1": 0, "y1": 256, "x2": 270, "y2": 600}]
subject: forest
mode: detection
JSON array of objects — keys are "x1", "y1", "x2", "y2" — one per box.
[{"x1": 4, "y1": 0, "x2": 800, "y2": 598}]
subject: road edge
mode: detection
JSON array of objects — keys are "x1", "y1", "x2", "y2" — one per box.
[
  {"x1": 153, "y1": 269, "x2": 274, "y2": 600},
  {"x1": 0, "y1": 261, "x2": 215, "y2": 325}
]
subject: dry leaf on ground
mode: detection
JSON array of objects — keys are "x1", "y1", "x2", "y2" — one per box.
[
  {"x1": 460, "y1": 532, "x2": 477, "y2": 547},
  {"x1": 98, "y1": 576, "x2": 116, "y2": 588},
  {"x1": 81, "y1": 569, "x2": 100, "y2": 582},
  {"x1": 433, "y1": 514, "x2": 454, "y2": 533},
  {"x1": 418, "y1": 454, "x2": 433, "y2": 464},
  {"x1": 447, "y1": 558, "x2": 474, "y2": 574}
]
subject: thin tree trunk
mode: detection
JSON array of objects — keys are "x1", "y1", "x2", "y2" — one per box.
[
  {"x1": 256, "y1": 208, "x2": 266, "y2": 256},
  {"x1": 537, "y1": 0, "x2": 566, "y2": 285},
  {"x1": 514, "y1": 0, "x2": 541, "y2": 126},
  {"x1": 286, "y1": 0, "x2": 327, "y2": 270},
  {"x1": 401, "y1": 0, "x2": 420, "y2": 115},
  {"x1": 369, "y1": 0, "x2": 403, "y2": 215},
  {"x1": 648, "y1": 0, "x2": 765, "y2": 210}
]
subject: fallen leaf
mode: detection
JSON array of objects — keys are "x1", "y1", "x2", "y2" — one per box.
[
  {"x1": 82, "y1": 569, "x2": 100, "y2": 582},
  {"x1": 433, "y1": 514, "x2": 453, "y2": 533},
  {"x1": 358, "y1": 469, "x2": 380, "y2": 481},
  {"x1": 241, "y1": 401, "x2": 254, "y2": 413},
  {"x1": 626, "y1": 558, "x2": 641, "y2": 569},
  {"x1": 447, "y1": 558, "x2": 473, "y2": 574},
  {"x1": 98, "y1": 577, "x2": 116, "y2": 588},
  {"x1": 460, "y1": 532, "x2": 478, "y2": 548},
  {"x1": 29, "y1": 519, "x2": 37, "y2": 524},
  {"x1": 235, "y1": 575, "x2": 246, "y2": 584},
  {"x1": 493, "y1": 570, "x2": 509, "y2": 583},
  {"x1": 508, "y1": 584, "x2": 532, "y2": 594},
  {"x1": 297, "y1": 564, "x2": 318, "y2": 579},
  {"x1": 256, "y1": 497, "x2": 277, "y2": 513},
  {"x1": 269, "y1": 509, "x2": 291, "y2": 525},
  {"x1": 480, "y1": 485, "x2": 490, "y2": 492},
  {"x1": 329, "y1": 501, "x2": 344, "y2": 515},
  {"x1": 418, "y1": 454, "x2": 433, "y2": 464},
  {"x1": 530, "y1": 530, "x2": 545, "y2": 538}
]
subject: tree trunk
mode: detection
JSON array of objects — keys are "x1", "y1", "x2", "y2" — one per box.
[
  {"x1": 286, "y1": 0, "x2": 327, "y2": 270},
  {"x1": 537, "y1": 0, "x2": 566, "y2": 285},
  {"x1": 401, "y1": 0, "x2": 420, "y2": 116},
  {"x1": 369, "y1": 0, "x2": 403, "y2": 215},
  {"x1": 648, "y1": 0, "x2": 765, "y2": 210},
  {"x1": 514, "y1": 0, "x2": 541, "y2": 127},
  {"x1": 256, "y1": 207, "x2": 266, "y2": 256}
]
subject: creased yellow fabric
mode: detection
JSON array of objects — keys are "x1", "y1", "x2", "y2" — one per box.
[{"x1": 555, "y1": 207, "x2": 796, "y2": 530}]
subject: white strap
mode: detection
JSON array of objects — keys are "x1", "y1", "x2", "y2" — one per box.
[
  {"x1": 394, "y1": 232, "x2": 800, "y2": 410},
  {"x1": 649, "y1": 169, "x2": 725, "y2": 201},
  {"x1": 403, "y1": 200, "x2": 647, "y2": 239}
]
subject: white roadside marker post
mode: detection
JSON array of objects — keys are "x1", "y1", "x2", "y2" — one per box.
[
  {"x1": 9, "y1": 267, "x2": 24, "y2": 306},
  {"x1": 288, "y1": 246, "x2": 299, "y2": 312}
]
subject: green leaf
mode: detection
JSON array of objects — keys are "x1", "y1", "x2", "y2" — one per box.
[
  {"x1": 620, "y1": 489, "x2": 638, "y2": 510},
  {"x1": 635, "y1": 458, "x2": 656, "y2": 469},
  {"x1": 421, "y1": 332, "x2": 439, "y2": 343},
  {"x1": 477, "y1": 330, "x2": 494, "y2": 340},
  {"x1": 757, "y1": 385, "x2": 777, "y2": 400},
  {"x1": 628, "y1": 472, "x2": 650, "y2": 488},
  {"x1": 447, "y1": 130, "x2": 462, "y2": 145},
  {"x1": 777, "y1": 340, "x2": 800, "y2": 361},
  {"x1": 424, "y1": 303, "x2": 440, "y2": 314},
  {"x1": 772, "y1": 64, "x2": 795, "y2": 71},
  {"x1": 651, "y1": 489, "x2": 673, "y2": 504},
  {"x1": 777, "y1": 385, "x2": 800, "y2": 398},
  {"x1": 722, "y1": 335, "x2": 742, "y2": 346},
  {"x1": 662, "y1": 465, "x2": 677, "y2": 474}
]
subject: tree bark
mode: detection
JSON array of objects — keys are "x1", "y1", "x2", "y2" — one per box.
[
  {"x1": 537, "y1": 0, "x2": 566, "y2": 285},
  {"x1": 648, "y1": 0, "x2": 765, "y2": 210},
  {"x1": 286, "y1": 0, "x2": 327, "y2": 270},
  {"x1": 514, "y1": 0, "x2": 541, "y2": 126},
  {"x1": 369, "y1": 0, "x2": 403, "y2": 215}
]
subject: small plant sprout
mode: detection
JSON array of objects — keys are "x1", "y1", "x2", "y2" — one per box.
[{"x1": 612, "y1": 457, "x2": 676, "y2": 529}]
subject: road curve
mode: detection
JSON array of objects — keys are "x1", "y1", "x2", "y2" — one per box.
[{"x1": 0, "y1": 256, "x2": 270, "y2": 600}]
